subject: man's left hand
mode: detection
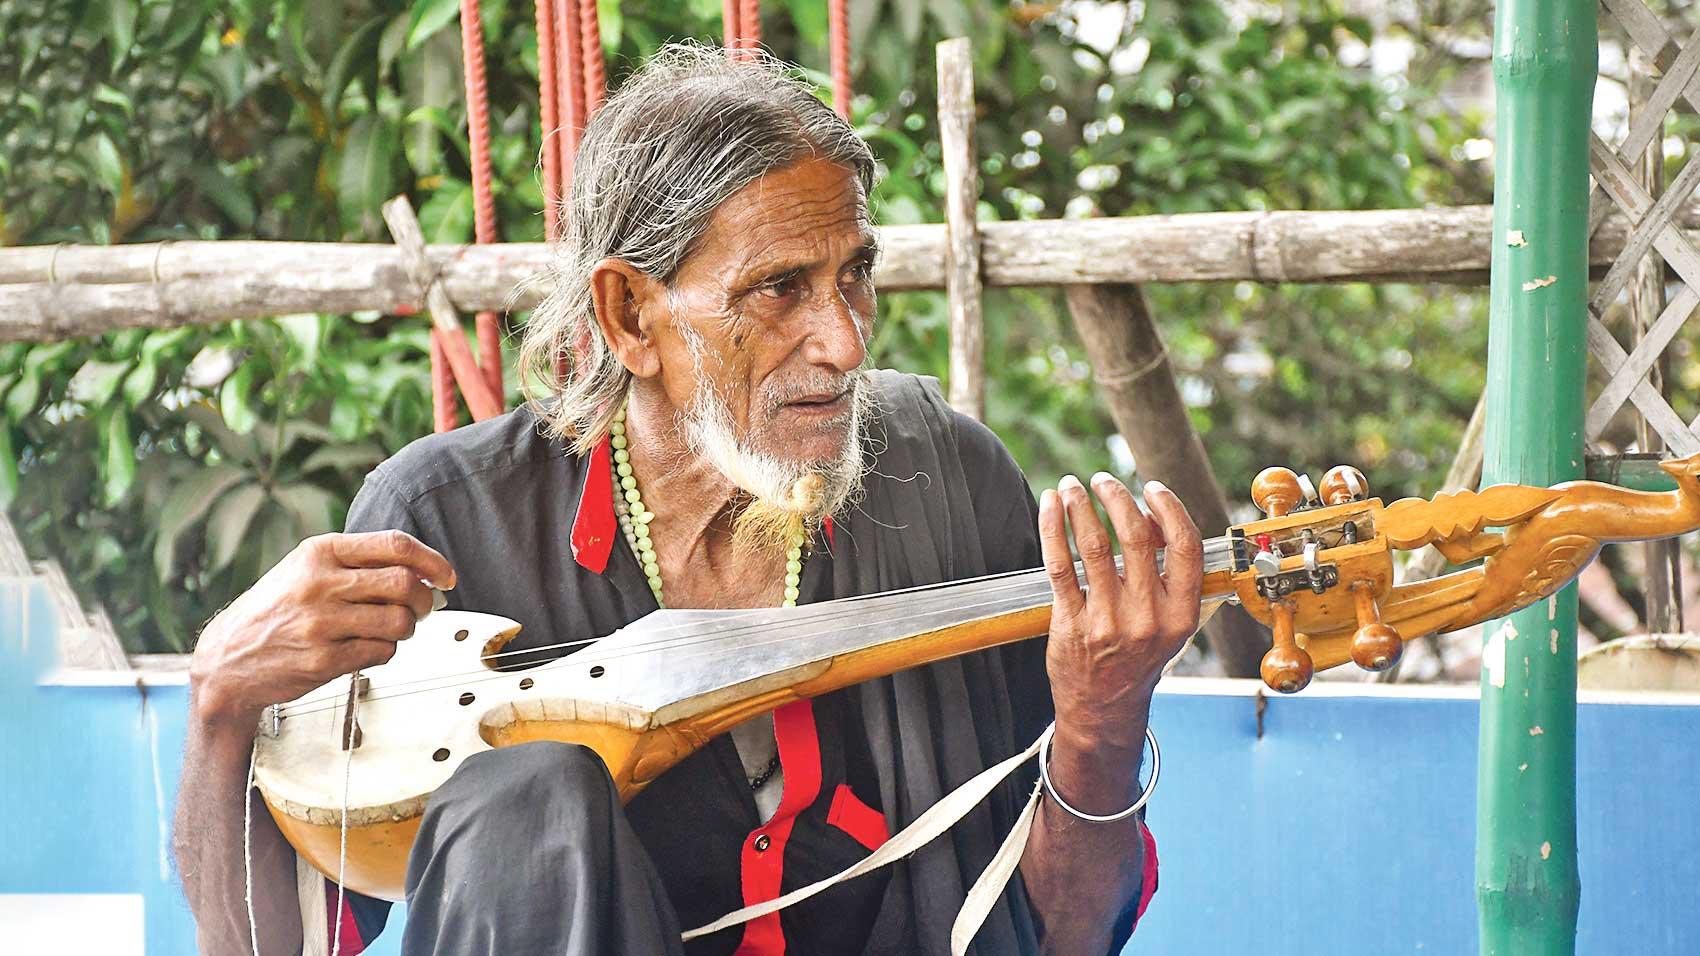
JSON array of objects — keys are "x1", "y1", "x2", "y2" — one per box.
[{"x1": 1039, "y1": 472, "x2": 1202, "y2": 766}]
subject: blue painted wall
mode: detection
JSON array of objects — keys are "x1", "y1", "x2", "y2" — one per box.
[{"x1": 3, "y1": 575, "x2": 1697, "y2": 954}]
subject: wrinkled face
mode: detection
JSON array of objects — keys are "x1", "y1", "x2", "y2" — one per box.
[{"x1": 652, "y1": 157, "x2": 877, "y2": 469}]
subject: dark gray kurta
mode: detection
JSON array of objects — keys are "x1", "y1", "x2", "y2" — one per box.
[{"x1": 335, "y1": 371, "x2": 1141, "y2": 954}]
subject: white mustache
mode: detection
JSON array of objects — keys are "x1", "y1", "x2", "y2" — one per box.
[{"x1": 762, "y1": 370, "x2": 867, "y2": 412}]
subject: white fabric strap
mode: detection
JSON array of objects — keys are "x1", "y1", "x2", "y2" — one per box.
[
  {"x1": 949, "y1": 729, "x2": 1050, "y2": 955},
  {"x1": 682, "y1": 727, "x2": 1049, "y2": 944},
  {"x1": 296, "y1": 854, "x2": 330, "y2": 956}
]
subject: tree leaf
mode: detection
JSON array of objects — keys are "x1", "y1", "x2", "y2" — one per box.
[
  {"x1": 323, "y1": 15, "x2": 390, "y2": 114},
  {"x1": 337, "y1": 114, "x2": 399, "y2": 235},
  {"x1": 405, "y1": 0, "x2": 461, "y2": 51},
  {"x1": 107, "y1": 0, "x2": 139, "y2": 61},
  {"x1": 220, "y1": 362, "x2": 258, "y2": 434},
  {"x1": 189, "y1": 164, "x2": 257, "y2": 230},
  {"x1": 273, "y1": 483, "x2": 340, "y2": 536},
  {"x1": 5, "y1": 370, "x2": 42, "y2": 421},
  {"x1": 256, "y1": 506, "x2": 301, "y2": 574},
  {"x1": 597, "y1": 0, "x2": 622, "y2": 51},
  {"x1": 89, "y1": 133, "x2": 125, "y2": 196},
  {"x1": 418, "y1": 181, "x2": 473, "y2": 243},
  {"x1": 298, "y1": 443, "x2": 385, "y2": 476},
  {"x1": 122, "y1": 355, "x2": 160, "y2": 406},
  {"x1": 92, "y1": 83, "x2": 134, "y2": 118},
  {"x1": 205, "y1": 483, "x2": 267, "y2": 571},
  {"x1": 68, "y1": 359, "x2": 129, "y2": 406},
  {"x1": 275, "y1": 314, "x2": 323, "y2": 368},
  {"x1": 378, "y1": 13, "x2": 411, "y2": 76},
  {"x1": 0, "y1": 426, "x2": 17, "y2": 508},
  {"x1": 102, "y1": 411, "x2": 138, "y2": 506},
  {"x1": 153, "y1": 465, "x2": 247, "y2": 581}
]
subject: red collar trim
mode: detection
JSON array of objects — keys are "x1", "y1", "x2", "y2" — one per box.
[
  {"x1": 570, "y1": 436, "x2": 837, "y2": 575},
  {"x1": 569, "y1": 434, "x2": 617, "y2": 574}
]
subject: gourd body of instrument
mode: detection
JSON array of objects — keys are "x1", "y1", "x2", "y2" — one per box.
[{"x1": 255, "y1": 453, "x2": 1700, "y2": 900}]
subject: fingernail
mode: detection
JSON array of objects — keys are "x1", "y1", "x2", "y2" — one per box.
[
  {"x1": 1091, "y1": 471, "x2": 1116, "y2": 487},
  {"x1": 1040, "y1": 488, "x2": 1056, "y2": 509},
  {"x1": 430, "y1": 588, "x2": 448, "y2": 613},
  {"x1": 1146, "y1": 479, "x2": 1168, "y2": 495},
  {"x1": 1059, "y1": 474, "x2": 1083, "y2": 492}
]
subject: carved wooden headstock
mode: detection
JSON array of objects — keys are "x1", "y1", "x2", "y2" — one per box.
[{"x1": 1222, "y1": 454, "x2": 1700, "y2": 693}]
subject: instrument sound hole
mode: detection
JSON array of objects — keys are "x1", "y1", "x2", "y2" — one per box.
[
  {"x1": 454, "y1": 629, "x2": 469, "y2": 642},
  {"x1": 432, "y1": 748, "x2": 450, "y2": 762},
  {"x1": 519, "y1": 677, "x2": 534, "y2": 690},
  {"x1": 590, "y1": 665, "x2": 606, "y2": 678},
  {"x1": 458, "y1": 692, "x2": 475, "y2": 706}
]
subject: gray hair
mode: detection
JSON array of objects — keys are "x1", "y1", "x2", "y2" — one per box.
[{"x1": 520, "y1": 42, "x2": 878, "y2": 452}]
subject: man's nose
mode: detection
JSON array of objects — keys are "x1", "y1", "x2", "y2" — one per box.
[{"x1": 799, "y1": 288, "x2": 868, "y2": 373}]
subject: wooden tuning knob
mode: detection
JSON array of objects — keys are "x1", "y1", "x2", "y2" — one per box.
[
  {"x1": 1318, "y1": 465, "x2": 1369, "y2": 506},
  {"x1": 1348, "y1": 583, "x2": 1402, "y2": 672},
  {"x1": 1252, "y1": 467, "x2": 1304, "y2": 518},
  {"x1": 1259, "y1": 601, "x2": 1313, "y2": 694}
]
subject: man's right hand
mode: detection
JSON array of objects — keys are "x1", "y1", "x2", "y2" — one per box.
[{"x1": 189, "y1": 530, "x2": 457, "y2": 732}]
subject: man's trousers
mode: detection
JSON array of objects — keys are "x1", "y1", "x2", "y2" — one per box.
[{"x1": 400, "y1": 741, "x2": 689, "y2": 955}]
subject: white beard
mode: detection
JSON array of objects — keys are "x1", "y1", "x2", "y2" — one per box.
[{"x1": 679, "y1": 370, "x2": 871, "y2": 554}]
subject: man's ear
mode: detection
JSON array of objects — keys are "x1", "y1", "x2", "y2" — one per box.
[{"x1": 590, "y1": 259, "x2": 665, "y2": 379}]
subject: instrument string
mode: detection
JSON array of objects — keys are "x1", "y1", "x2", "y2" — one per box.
[
  {"x1": 275, "y1": 576, "x2": 1234, "y2": 724},
  {"x1": 272, "y1": 561, "x2": 1079, "y2": 717},
  {"x1": 273, "y1": 543, "x2": 1240, "y2": 720},
  {"x1": 274, "y1": 575, "x2": 1064, "y2": 720},
  {"x1": 244, "y1": 742, "x2": 261, "y2": 956},
  {"x1": 330, "y1": 675, "x2": 358, "y2": 956}
]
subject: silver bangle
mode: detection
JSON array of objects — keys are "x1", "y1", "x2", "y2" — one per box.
[{"x1": 1037, "y1": 722, "x2": 1160, "y2": 823}]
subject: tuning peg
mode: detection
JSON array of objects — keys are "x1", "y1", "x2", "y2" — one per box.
[
  {"x1": 1252, "y1": 467, "x2": 1304, "y2": 518},
  {"x1": 1319, "y1": 465, "x2": 1370, "y2": 506},
  {"x1": 1259, "y1": 601, "x2": 1313, "y2": 694},
  {"x1": 1348, "y1": 582, "x2": 1403, "y2": 672}
]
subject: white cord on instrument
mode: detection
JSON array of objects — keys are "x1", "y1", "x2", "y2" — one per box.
[
  {"x1": 330, "y1": 674, "x2": 358, "y2": 956},
  {"x1": 245, "y1": 740, "x2": 262, "y2": 956}
]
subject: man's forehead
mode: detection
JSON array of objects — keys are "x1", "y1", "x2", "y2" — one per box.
[{"x1": 704, "y1": 160, "x2": 873, "y2": 267}]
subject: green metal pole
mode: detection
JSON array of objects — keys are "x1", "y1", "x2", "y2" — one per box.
[{"x1": 1477, "y1": 2, "x2": 1594, "y2": 953}]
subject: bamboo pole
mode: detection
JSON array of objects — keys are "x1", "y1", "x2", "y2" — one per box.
[
  {"x1": 1476, "y1": 2, "x2": 1592, "y2": 950},
  {"x1": 11, "y1": 206, "x2": 1700, "y2": 341},
  {"x1": 936, "y1": 38, "x2": 985, "y2": 420}
]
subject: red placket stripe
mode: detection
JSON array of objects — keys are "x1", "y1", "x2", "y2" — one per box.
[
  {"x1": 570, "y1": 433, "x2": 616, "y2": 573},
  {"x1": 733, "y1": 700, "x2": 822, "y2": 956}
]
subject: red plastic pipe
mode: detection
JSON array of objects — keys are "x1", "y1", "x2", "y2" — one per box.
[
  {"x1": 579, "y1": 0, "x2": 606, "y2": 116},
  {"x1": 458, "y1": 0, "x2": 505, "y2": 404},
  {"x1": 556, "y1": 0, "x2": 586, "y2": 188},
  {"x1": 829, "y1": 0, "x2": 850, "y2": 117},
  {"x1": 534, "y1": 0, "x2": 563, "y2": 242},
  {"x1": 738, "y1": 0, "x2": 760, "y2": 52}
]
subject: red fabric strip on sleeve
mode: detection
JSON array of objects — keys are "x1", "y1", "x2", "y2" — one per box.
[
  {"x1": 825, "y1": 783, "x2": 889, "y2": 852},
  {"x1": 1132, "y1": 820, "x2": 1159, "y2": 929}
]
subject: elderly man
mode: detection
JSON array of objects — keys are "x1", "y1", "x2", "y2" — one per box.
[{"x1": 174, "y1": 46, "x2": 1202, "y2": 956}]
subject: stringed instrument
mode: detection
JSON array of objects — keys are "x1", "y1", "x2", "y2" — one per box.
[{"x1": 255, "y1": 455, "x2": 1700, "y2": 900}]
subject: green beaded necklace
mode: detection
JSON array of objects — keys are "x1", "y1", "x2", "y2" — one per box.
[{"x1": 609, "y1": 404, "x2": 806, "y2": 609}]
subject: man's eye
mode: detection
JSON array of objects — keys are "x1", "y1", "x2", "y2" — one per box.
[
  {"x1": 758, "y1": 276, "x2": 799, "y2": 298},
  {"x1": 843, "y1": 262, "x2": 872, "y2": 285}
]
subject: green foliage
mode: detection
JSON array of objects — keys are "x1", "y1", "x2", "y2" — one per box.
[
  {"x1": 2, "y1": 315, "x2": 433, "y2": 650},
  {"x1": 1, "y1": 0, "x2": 1492, "y2": 652}
]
